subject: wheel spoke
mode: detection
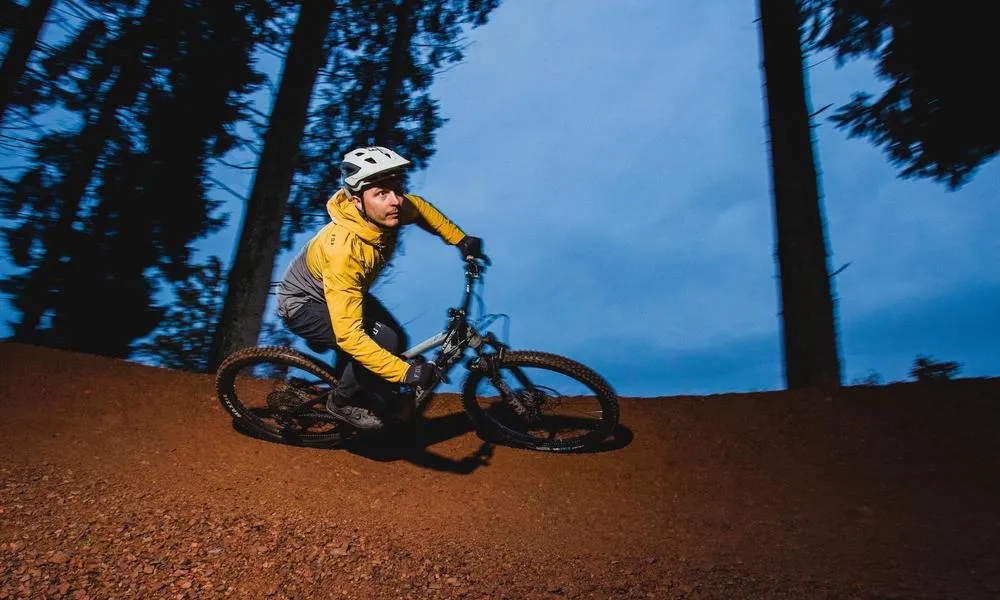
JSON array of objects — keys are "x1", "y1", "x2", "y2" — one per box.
[
  {"x1": 462, "y1": 351, "x2": 619, "y2": 451},
  {"x1": 216, "y1": 347, "x2": 347, "y2": 447}
]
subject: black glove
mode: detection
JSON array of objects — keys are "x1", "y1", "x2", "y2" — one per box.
[
  {"x1": 456, "y1": 236, "x2": 490, "y2": 263},
  {"x1": 403, "y1": 360, "x2": 435, "y2": 388}
]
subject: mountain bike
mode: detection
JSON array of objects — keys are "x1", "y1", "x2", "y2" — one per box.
[{"x1": 215, "y1": 258, "x2": 620, "y2": 452}]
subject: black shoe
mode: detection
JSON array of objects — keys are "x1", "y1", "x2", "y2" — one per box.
[{"x1": 326, "y1": 393, "x2": 383, "y2": 430}]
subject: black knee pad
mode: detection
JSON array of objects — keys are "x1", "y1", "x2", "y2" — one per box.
[{"x1": 369, "y1": 320, "x2": 406, "y2": 354}]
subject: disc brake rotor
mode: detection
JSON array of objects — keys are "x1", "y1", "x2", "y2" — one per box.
[
  {"x1": 267, "y1": 383, "x2": 307, "y2": 413},
  {"x1": 508, "y1": 388, "x2": 545, "y2": 422},
  {"x1": 266, "y1": 394, "x2": 298, "y2": 415}
]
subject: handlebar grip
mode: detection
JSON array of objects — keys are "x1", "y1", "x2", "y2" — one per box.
[{"x1": 465, "y1": 254, "x2": 492, "y2": 266}]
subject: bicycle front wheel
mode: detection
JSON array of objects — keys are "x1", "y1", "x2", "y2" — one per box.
[
  {"x1": 215, "y1": 346, "x2": 346, "y2": 448},
  {"x1": 461, "y1": 350, "x2": 620, "y2": 452}
]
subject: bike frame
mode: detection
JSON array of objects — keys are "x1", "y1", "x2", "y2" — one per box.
[{"x1": 399, "y1": 258, "x2": 508, "y2": 409}]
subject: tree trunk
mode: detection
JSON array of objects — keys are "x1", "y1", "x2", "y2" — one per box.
[
  {"x1": 0, "y1": 0, "x2": 53, "y2": 124},
  {"x1": 757, "y1": 0, "x2": 842, "y2": 389},
  {"x1": 207, "y1": 1, "x2": 336, "y2": 371}
]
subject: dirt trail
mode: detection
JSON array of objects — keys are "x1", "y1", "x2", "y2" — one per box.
[{"x1": 1, "y1": 342, "x2": 998, "y2": 599}]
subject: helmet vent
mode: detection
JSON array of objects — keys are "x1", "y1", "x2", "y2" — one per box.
[{"x1": 340, "y1": 145, "x2": 411, "y2": 191}]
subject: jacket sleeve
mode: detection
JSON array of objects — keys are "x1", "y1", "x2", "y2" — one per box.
[
  {"x1": 403, "y1": 194, "x2": 466, "y2": 245},
  {"x1": 321, "y1": 241, "x2": 411, "y2": 383}
]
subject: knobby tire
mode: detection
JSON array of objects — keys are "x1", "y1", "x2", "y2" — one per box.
[
  {"x1": 215, "y1": 346, "x2": 346, "y2": 448},
  {"x1": 461, "y1": 350, "x2": 620, "y2": 452}
]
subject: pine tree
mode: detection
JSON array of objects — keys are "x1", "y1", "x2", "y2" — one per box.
[
  {"x1": 4, "y1": 0, "x2": 173, "y2": 343},
  {"x1": 132, "y1": 257, "x2": 226, "y2": 371},
  {"x1": 801, "y1": 0, "x2": 997, "y2": 189},
  {"x1": 757, "y1": 0, "x2": 842, "y2": 389},
  {"x1": 2, "y1": 0, "x2": 279, "y2": 358},
  {"x1": 0, "y1": 0, "x2": 54, "y2": 124}
]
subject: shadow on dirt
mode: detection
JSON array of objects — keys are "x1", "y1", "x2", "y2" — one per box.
[
  {"x1": 343, "y1": 412, "x2": 634, "y2": 472},
  {"x1": 572, "y1": 422, "x2": 633, "y2": 454},
  {"x1": 342, "y1": 412, "x2": 491, "y2": 474},
  {"x1": 232, "y1": 409, "x2": 633, "y2": 474}
]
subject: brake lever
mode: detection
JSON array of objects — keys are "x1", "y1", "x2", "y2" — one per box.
[
  {"x1": 429, "y1": 360, "x2": 451, "y2": 384},
  {"x1": 464, "y1": 255, "x2": 491, "y2": 270}
]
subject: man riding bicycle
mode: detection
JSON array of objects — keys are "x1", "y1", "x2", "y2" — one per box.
[{"x1": 275, "y1": 146, "x2": 487, "y2": 430}]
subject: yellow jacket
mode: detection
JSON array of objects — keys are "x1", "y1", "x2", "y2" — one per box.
[{"x1": 299, "y1": 189, "x2": 465, "y2": 382}]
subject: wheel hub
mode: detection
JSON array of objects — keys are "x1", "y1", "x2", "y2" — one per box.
[
  {"x1": 267, "y1": 384, "x2": 305, "y2": 414},
  {"x1": 508, "y1": 388, "x2": 544, "y2": 421}
]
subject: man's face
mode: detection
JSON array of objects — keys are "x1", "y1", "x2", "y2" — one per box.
[{"x1": 355, "y1": 176, "x2": 405, "y2": 229}]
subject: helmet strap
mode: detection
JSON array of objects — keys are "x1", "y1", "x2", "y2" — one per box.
[
  {"x1": 352, "y1": 188, "x2": 392, "y2": 231},
  {"x1": 352, "y1": 190, "x2": 371, "y2": 220}
]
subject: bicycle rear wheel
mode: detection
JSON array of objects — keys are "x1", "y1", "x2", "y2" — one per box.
[
  {"x1": 215, "y1": 346, "x2": 347, "y2": 447},
  {"x1": 461, "y1": 350, "x2": 620, "y2": 452}
]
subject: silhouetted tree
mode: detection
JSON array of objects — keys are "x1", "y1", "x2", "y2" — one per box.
[
  {"x1": 0, "y1": 0, "x2": 53, "y2": 124},
  {"x1": 909, "y1": 354, "x2": 961, "y2": 382},
  {"x1": 801, "y1": 0, "x2": 996, "y2": 189},
  {"x1": 1, "y1": 0, "x2": 279, "y2": 358},
  {"x1": 133, "y1": 257, "x2": 226, "y2": 371},
  {"x1": 3, "y1": 0, "x2": 174, "y2": 343},
  {"x1": 133, "y1": 1, "x2": 277, "y2": 281},
  {"x1": 1, "y1": 2, "x2": 144, "y2": 127},
  {"x1": 1, "y1": 0, "x2": 21, "y2": 29},
  {"x1": 757, "y1": 0, "x2": 843, "y2": 389}
]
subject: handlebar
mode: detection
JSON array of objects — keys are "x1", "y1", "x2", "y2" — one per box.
[
  {"x1": 464, "y1": 255, "x2": 487, "y2": 276},
  {"x1": 460, "y1": 256, "x2": 487, "y2": 314}
]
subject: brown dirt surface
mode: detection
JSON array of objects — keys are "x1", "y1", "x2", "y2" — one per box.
[{"x1": 1, "y1": 341, "x2": 999, "y2": 599}]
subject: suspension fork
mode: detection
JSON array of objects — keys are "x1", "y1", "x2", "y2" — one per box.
[{"x1": 472, "y1": 334, "x2": 537, "y2": 395}]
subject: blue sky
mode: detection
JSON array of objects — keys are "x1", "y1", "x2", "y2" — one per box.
[{"x1": 3, "y1": 1, "x2": 998, "y2": 397}]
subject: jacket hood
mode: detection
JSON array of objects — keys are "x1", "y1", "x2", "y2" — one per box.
[{"x1": 326, "y1": 188, "x2": 386, "y2": 246}]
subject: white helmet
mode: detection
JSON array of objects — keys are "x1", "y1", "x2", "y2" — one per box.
[{"x1": 340, "y1": 146, "x2": 411, "y2": 192}]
